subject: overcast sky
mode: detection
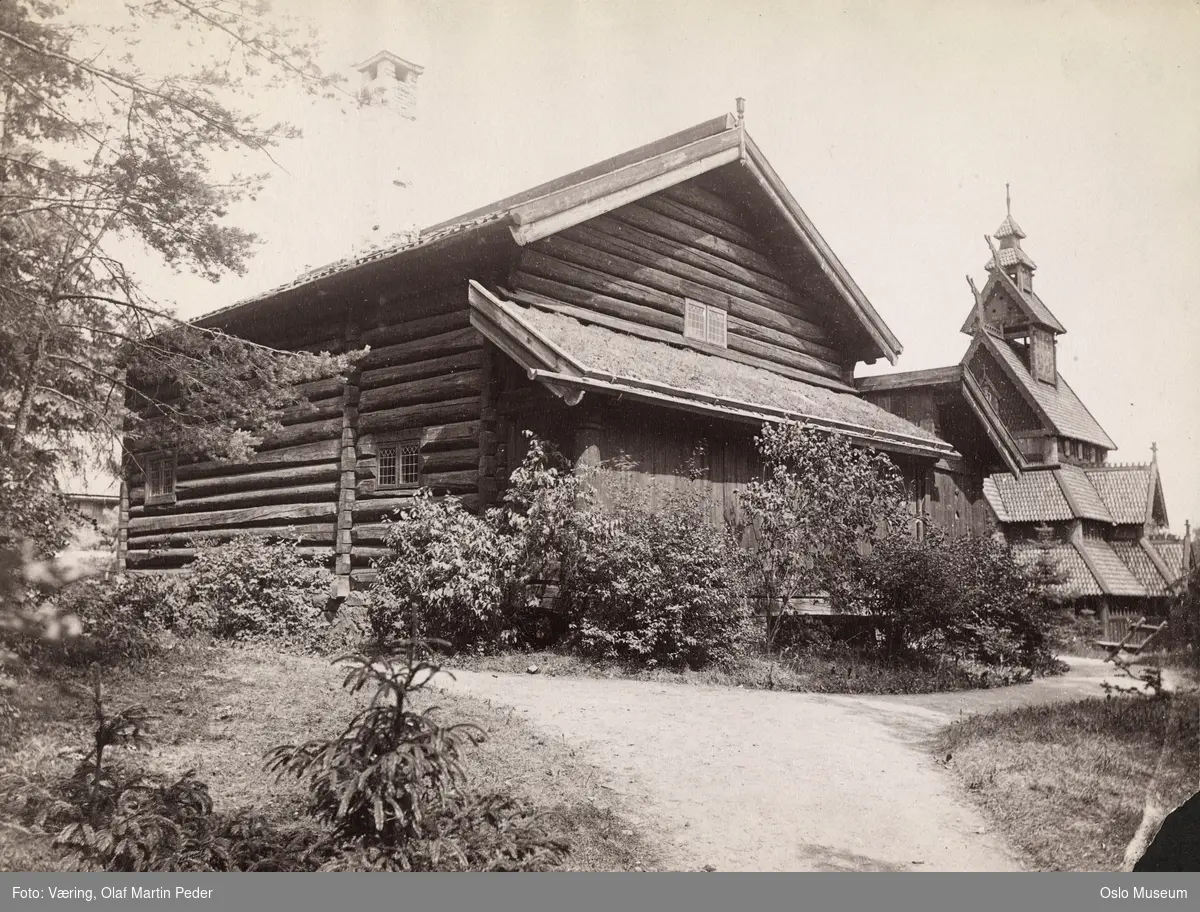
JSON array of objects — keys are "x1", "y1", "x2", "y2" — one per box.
[{"x1": 117, "y1": 0, "x2": 1200, "y2": 532}]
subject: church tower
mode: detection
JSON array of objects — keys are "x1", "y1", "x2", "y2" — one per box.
[{"x1": 962, "y1": 188, "x2": 1066, "y2": 387}]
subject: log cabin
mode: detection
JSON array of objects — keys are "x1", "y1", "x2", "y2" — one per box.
[
  {"x1": 118, "y1": 106, "x2": 961, "y2": 602},
  {"x1": 859, "y1": 197, "x2": 1188, "y2": 631}
]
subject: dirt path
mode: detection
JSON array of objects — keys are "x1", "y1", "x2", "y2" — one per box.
[{"x1": 432, "y1": 656, "x2": 1158, "y2": 872}]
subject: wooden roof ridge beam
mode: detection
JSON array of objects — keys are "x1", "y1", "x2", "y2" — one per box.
[
  {"x1": 509, "y1": 130, "x2": 743, "y2": 246},
  {"x1": 526, "y1": 369, "x2": 959, "y2": 459},
  {"x1": 740, "y1": 135, "x2": 902, "y2": 364}
]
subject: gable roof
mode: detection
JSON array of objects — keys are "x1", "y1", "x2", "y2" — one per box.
[
  {"x1": 197, "y1": 112, "x2": 904, "y2": 365},
  {"x1": 983, "y1": 470, "x2": 1074, "y2": 523},
  {"x1": 1012, "y1": 541, "x2": 1102, "y2": 597},
  {"x1": 970, "y1": 331, "x2": 1115, "y2": 449},
  {"x1": 1054, "y1": 464, "x2": 1114, "y2": 523},
  {"x1": 1085, "y1": 463, "x2": 1164, "y2": 526},
  {"x1": 960, "y1": 273, "x2": 1066, "y2": 335},
  {"x1": 1078, "y1": 540, "x2": 1147, "y2": 597},
  {"x1": 467, "y1": 282, "x2": 955, "y2": 459}
]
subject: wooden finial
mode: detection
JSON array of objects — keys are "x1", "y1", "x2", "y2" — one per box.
[
  {"x1": 1006, "y1": 183, "x2": 1011, "y2": 216},
  {"x1": 735, "y1": 97, "x2": 745, "y2": 122},
  {"x1": 1151, "y1": 441, "x2": 1158, "y2": 462}
]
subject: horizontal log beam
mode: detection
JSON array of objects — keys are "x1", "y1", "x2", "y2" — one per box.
[
  {"x1": 358, "y1": 396, "x2": 481, "y2": 434},
  {"x1": 641, "y1": 195, "x2": 768, "y2": 260},
  {"x1": 129, "y1": 502, "x2": 338, "y2": 534},
  {"x1": 359, "y1": 327, "x2": 481, "y2": 370},
  {"x1": 509, "y1": 271, "x2": 680, "y2": 333},
  {"x1": 539, "y1": 234, "x2": 840, "y2": 372},
  {"x1": 360, "y1": 309, "x2": 470, "y2": 349},
  {"x1": 359, "y1": 349, "x2": 482, "y2": 391},
  {"x1": 126, "y1": 524, "x2": 337, "y2": 549},
  {"x1": 519, "y1": 250, "x2": 682, "y2": 318},
  {"x1": 131, "y1": 482, "x2": 340, "y2": 516},
  {"x1": 125, "y1": 544, "x2": 334, "y2": 567},
  {"x1": 661, "y1": 182, "x2": 756, "y2": 234},
  {"x1": 352, "y1": 493, "x2": 479, "y2": 521},
  {"x1": 169, "y1": 439, "x2": 342, "y2": 482},
  {"x1": 358, "y1": 369, "x2": 483, "y2": 414},
  {"x1": 170, "y1": 462, "x2": 340, "y2": 498},
  {"x1": 578, "y1": 216, "x2": 835, "y2": 349},
  {"x1": 614, "y1": 201, "x2": 790, "y2": 289},
  {"x1": 260, "y1": 417, "x2": 344, "y2": 450}
]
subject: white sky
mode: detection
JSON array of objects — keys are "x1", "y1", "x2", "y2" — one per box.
[{"x1": 110, "y1": 0, "x2": 1199, "y2": 532}]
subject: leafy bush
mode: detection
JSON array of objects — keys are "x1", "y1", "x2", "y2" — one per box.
[
  {"x1": 565, "y1": 486, "x2": 752, "y2": 668},
  {"x1": 368, "y1": 493, "x2": 515, "y2": 650},
  {"x1": 266, "y1": 646, "x2": 568, "y2": 871},
  {"x1": 735, "y1": 421, "x2": 908, "y2": 651},
  {"x1": 853, "y1": 527, "x2": 1057, "y2": 672},
  {"x1": 11, "y1": 574, "x2": 186, "y2": 665},
  {"x1": 185, "y1": 534, "x2": 332, "y2": 644}
]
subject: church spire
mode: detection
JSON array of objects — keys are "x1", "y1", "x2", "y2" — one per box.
[{"x1": 986, "y1": 185, "x2": 1036, "y2": 289}]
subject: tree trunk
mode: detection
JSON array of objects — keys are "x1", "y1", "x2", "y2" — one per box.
[{"x1": 9, "y1": 331, "x2": 46, "y2": 456}]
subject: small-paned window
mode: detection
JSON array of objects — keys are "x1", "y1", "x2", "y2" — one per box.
[
  {"x1": 683, "y1": 298, "x2": 727, "y2": 348},
  {"x1": 378, "y1": 437, "x2": 420, "y2": 488},
  {"x1": 144, "y1": 453, "x2": 176, "y2": 506}
]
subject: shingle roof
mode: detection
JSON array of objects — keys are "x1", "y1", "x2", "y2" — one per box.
[
  {"x1": 1151, "y1": 538, "x2": 1186, "y2": 582},
  {"x1": 1055, "y1": 464, "x2": 1114, "y2": 523},
  {"x1": 984, "y1": 469, "x2": 1074, "y2": 522},
  {"x1": 501, "y1": 301, "x2": 946, "y2": 447},
  {"x1": 983, "y1": 334, "x2": 1115, "y2": 448},
  {"x1": 1110, "y1": 541, "x2": 1171, "y2": 595},
  {"x1": 1079, "y1": 540, "x2": 1147, "y2": 597},
  {"x1": 1012, "y1": 541, "x2": 1101, "y2": 597},
  {"x1": 985, "y1": 245, "x2": 1037, "y2": 271},
  {"x1": 994, "y1": 214, "x2": 1027, "y2": 239},
  {"x1": 1085, "y1": 465, "x2": 1153, "y2": 524}
]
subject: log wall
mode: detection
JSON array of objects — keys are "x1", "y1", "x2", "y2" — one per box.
[
  {"x1": 508, "y1": 181, "x2": 854, "y2": 387},
  {"x1": 348, "y1": 288, "x2": 487, "y2": 590}
]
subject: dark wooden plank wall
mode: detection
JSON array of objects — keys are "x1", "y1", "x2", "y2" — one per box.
[
  {"x1": 508, "y1": 181, "x2": 853, "y2": 385},
  {"x1": 930, "y1": 463, "x2": 991, "y2": 539}
]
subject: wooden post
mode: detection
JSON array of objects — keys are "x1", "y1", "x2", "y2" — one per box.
[
  {"x1": 477, "y1": 342, "x2": 500, "y2": 508},
  {"x1": 333, "y1": 308, "x2": 363, "y2": 602},
  {"x1": 115, "y1": 480, "x2": 129, "y2": 574}
]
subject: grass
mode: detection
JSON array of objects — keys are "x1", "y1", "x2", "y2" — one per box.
[
  {"x1": 0, "y1": 643, "x2": 661, "y2": 872},
  {"x1": 451, "y1": 646, "x2": 1055, "y2": 695},
  {"x1": 935, "y1": 692, "x2": 1200, "y2": 871}
]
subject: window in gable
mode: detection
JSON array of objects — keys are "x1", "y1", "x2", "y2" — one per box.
[
  {"x1": 378, "y1": 436, "x2": 421, "y2": 488},
  {"x1": 682, "y1": 298, "x2": 727, "y2": 349}
]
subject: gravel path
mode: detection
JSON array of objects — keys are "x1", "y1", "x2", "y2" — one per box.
[{"x1": 432, "y1": 656, "x2": 1160, "y2": 872}]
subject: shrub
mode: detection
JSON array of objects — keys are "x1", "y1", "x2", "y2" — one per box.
[
  {"x1": 854, "y1": 527, "x2": 1057, "y2": 672},
  {"x1": 368, "y1": 493, "x2": 514, "y2": 650},
  {"x1": 735, "y1": 421, "x2": 909, "y2": 651},
  {"x1": 11, "y1": 574, "x2": 187, "y2": 665},
  {"x1": 565, "y1": 486, "x2": 752, "y2": 668},
  {"x1": 266, "y1": 647, "x2": 568, "y2": 871},
  {"x1": 185, "y1": 534, "x2": 332, "y2": 644}
]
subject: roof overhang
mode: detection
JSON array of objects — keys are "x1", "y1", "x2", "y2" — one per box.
[{"x1": 468, "y1": 281, "x2": 954, "y2": 460}]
